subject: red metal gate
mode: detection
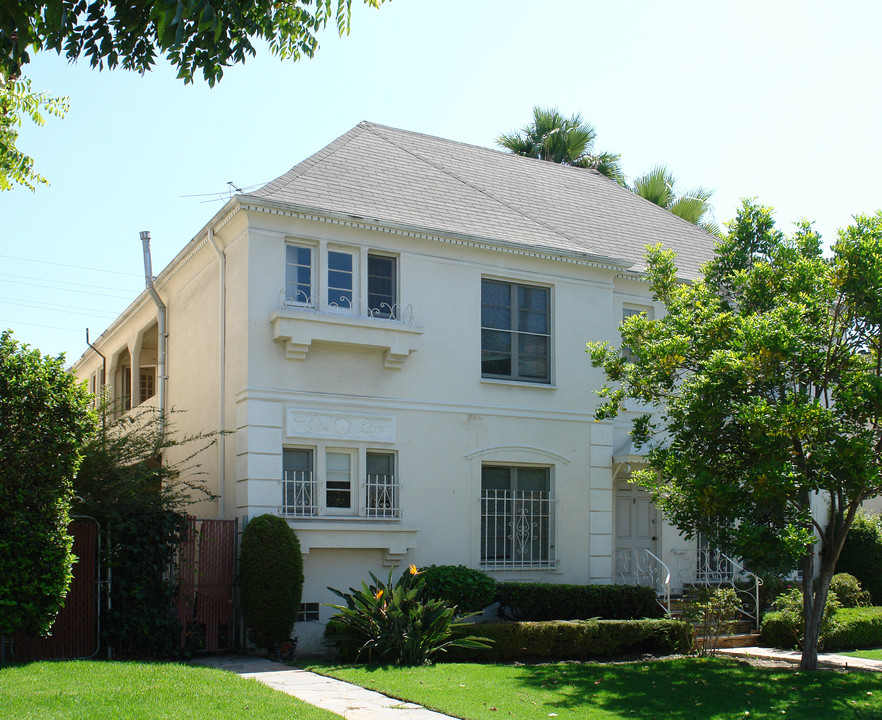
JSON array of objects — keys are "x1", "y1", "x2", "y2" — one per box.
[
  {"x1": 12, "y1": 517, "x2": 101, "y2": 661},
  {"x1": 177, "y1": 518, "x2": 237, "y2": 653}
]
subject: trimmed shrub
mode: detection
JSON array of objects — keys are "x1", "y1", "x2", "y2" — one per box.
[
  {"x1": 445, "y1": 619, "x2": 692, "y2": 662},
  {"x1": 763, "y1": 606, "x2": 882, "y2": 652},
  {"x1": 828, "y1": 573, "x2": 871, "y2": 608},
  {"x1": 239, "y1": 514, "x2": 304, "y2": 650},
  {"x1": 836, "y1": 512, "x2": 882, "y2": 604},
  {"x1": 822, "y1": 607, "x2": 882, "y2": 651},
  {"x1": 420, "y1": 565, "x2": 497, "y2": 613},
  {"x1": 760, "y1": 587, "x2": 841, "y2": 650},
  {"x1": 496, "y1": 582, "x2": 663, "y2": 621},
  {"x1": 326, "y1": 565, "x2": 491, "y2": 665}
]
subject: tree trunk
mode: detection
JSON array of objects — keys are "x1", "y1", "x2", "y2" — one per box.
[{"x1": 800, "y1": 556, "x2": 834, "y2": 671}]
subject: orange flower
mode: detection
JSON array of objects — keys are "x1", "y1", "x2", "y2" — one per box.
[
  {"x1": 408, "y1": 564, "x2": 421, "y2": 575},
  {"x1": 375, "y1": 588, "x2": 384, "y2": 600}
]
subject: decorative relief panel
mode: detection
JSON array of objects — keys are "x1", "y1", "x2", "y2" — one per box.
[{"x1": 286, "y1": 408, "x2": 396, "y2": 443}]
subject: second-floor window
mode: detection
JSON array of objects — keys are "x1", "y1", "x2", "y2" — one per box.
[
  {"x1": 284, "y1": 244, "x2": 400, "y2": 318},
  {"x1": 481, "y1": 279, "x2": 551, "y2": 383}
]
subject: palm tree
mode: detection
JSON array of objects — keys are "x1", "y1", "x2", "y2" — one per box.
[
  {"x1": 631, "y1": 164, "x2": 720, "y2": 236},
  {"x1": 497, "y1": 106, "x2": 625, "y2": 185}
]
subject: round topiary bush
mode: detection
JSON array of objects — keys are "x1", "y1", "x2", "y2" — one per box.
[
  {"x1": 836, "y1": 512, "x2": 882, "y2": 605},
  {"x1": 239, "y1": 514, "x2": 304, "y2": 651},
  {"x1": 419, "y1": 564, "x2": 497, "y2": 613},
  {"x1": 828, "y1": 573, "x2": 871, "y2": 608}
]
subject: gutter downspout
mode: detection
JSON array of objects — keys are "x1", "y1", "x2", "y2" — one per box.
[
  {"x1": 85, "y1": 328, "x2": 107, "y2": 432},
  {"x1": 139, "y1": 231, "x2": 167, "y2": 437},
  {"x1": 207, "y1": 227, "x2": 226, "y2": 518}
]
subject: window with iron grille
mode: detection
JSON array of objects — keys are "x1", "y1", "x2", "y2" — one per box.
[
  {"x1": 282, "y1": 448, "x2": 399, "y2": 518},
  {"x1": 481, "y1": 465, "x2": 554, "y2": 569},
  {"x1": 481, "y1": 279, "x2": 550, "y2": 383}
]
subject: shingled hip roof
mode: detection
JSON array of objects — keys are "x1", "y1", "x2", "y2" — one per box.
[{"x1": 246, "y1": 121, "x2": 716, "y2": 279}]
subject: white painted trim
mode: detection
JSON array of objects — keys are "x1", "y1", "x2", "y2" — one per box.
[
  {"x1": 464, "y1": 445, "x2": 571, "y2": 464},
  {"x1": 234, "y1": 386, "x2": 595, "y2": 423}
]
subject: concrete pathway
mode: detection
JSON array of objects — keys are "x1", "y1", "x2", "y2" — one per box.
[
  {"x1": 191, "y1": 655, "x2": 459, "y2": 720},
  {"x1": 718, "y1": 646, "x2": 882, "y2": 672}
]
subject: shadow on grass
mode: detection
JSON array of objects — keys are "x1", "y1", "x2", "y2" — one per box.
[{"x1": 510, "y1": 658, "x2": 882, "y2": 720}]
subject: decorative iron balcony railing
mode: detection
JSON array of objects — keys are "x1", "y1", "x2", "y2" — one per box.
[{"x1": 279, "y1": 290, "x2": 415, "y2": 325}]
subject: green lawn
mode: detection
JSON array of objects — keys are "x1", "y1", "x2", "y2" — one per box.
[
  {"x1": 839, "y1": 648, "x2": 882, "y2": 661},
  {"x1": 1, "y1": 660, "x2": 342, "y2": 720},
  {"x1": 307, "y1": 658, "x2": 882, "y2": 720}
]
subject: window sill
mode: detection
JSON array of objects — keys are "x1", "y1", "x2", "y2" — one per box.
[
  {"x1": 282, "y1": 518, "x2": 419, "y2": 566},
  {"x1": 271, "y1": 309, "x2": 424, "y2": 369},
  {"x1": 481, "y1": 378, "x2": 557, "y2": 389}
]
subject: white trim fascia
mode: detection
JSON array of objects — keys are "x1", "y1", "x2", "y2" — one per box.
[
  {"x1": 239, "y1": 196, "x2": 635, "y2": 272},
  {"x1": 235, "y1": 386, "x2": 595, "y2": 423}
]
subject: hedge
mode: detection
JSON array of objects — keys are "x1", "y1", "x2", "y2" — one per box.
[
  {"x1": 836, "y1": 512, "x2": 882, "y2": 605},
  {"x1": 420, "y1": 565, "x2": 497, "y2": 613},
  {"x1": 496, "y1": 582, "x2": 663, "y2": 620},
  {"x1": 444, "y1": 619, "x2": 692, "y2": 662},
  {"x1": 761, "y1": 607, "x2": 882, "y2": 652}
]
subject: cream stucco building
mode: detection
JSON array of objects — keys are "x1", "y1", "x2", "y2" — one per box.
[{"x1": 74, "y1": 122, "x2": 727, "y2": 651}]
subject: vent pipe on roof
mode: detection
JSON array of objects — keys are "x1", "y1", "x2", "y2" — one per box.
[{"x1": 140, "y1": 231, "x2": 167, "y2": 437}]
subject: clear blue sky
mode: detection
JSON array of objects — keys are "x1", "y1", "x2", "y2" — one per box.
[{"x1": 2, "y1": 0, "x2": 880, "y2": 362}]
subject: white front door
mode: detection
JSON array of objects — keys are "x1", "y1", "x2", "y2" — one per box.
[{"x1": 614, "y1": 480, "x2": 658, "y2": 584}]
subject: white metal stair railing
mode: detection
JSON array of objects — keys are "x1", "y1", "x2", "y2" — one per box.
[
  {"x1": 673, "y1": 548, "x2": 764, "y2": 629},
  {"x1": 614, "y1": 548, "x2": 672, "y2": 616}
]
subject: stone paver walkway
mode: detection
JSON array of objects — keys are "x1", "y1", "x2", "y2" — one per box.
[
  {"x1": 191, "y1": 655, "x2": 458, "y2": 720},
  {"x1": 718, "y1": 646, "x2": 882, "y2": 672}
]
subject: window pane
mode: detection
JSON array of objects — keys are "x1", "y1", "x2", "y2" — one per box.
[
  {"x1": 482, "y1": 466, "x2": 511, "y2": 491},
  {"x1": 328, "y1": 252, "x2": 353, "y2": 272},
  {"x1": 481, "y1": 280, "x2": 511, "y2": 329},
  {"x1": 367, "y1": 452, "x2": 393, "y2": 475},
  {"x1": 516, "y1": 467, "x2": 549, "y2": 493},
  {"x1": 327, "y1": 251, "x2": 354, "y2": 307},
  {"x1": 284, "y1": 449, "x2": 312, "y2": 471},
  {"x1": 481, "y1": 329, "x2": 512, "y2": 376},
  {"x1": 286, "y1": 245, "x2": 312, "y2": 303},
  {"x1": 326, "y1": 452, "x2": 351, "y2": 509},
  {"x1": 368, "y1": 255, "x2": 396, "y2": 315}
]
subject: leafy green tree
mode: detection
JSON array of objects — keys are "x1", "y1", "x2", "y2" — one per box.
[
  {"x1": 0, "y1": 330, "x2": 94, "y2": 641},
  {"x1": 588, "y1": 201, "x2": 882, "y2": 671},
  {"x1": 0, "y1": 78, "x2": 68, "y2": 191},
  {"x1": 1, "y1": 0, "x2": 385, "y2": 190},
  {"x1": 73, "y1": 404, "x2": 217, "y2": 658},
  {"x1": 631, "y1": 164, "x2": 720, "y2": 235},
  {"x1": 497, "y1": 106, "x2": 625, "y2": 185}
]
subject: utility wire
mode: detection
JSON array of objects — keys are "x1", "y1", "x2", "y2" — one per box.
[
  {"x1": 0, "y1": 272, "x2": 135, "y2": 294},
  {"x1": 0, "y1": 319, "x2": 86, "y2": 334},
  {"x1": 0, "y1": 298, "x2": 118, "y2": 318},
  {"x1": 0, "y1": 277, "x2": 137, "y2": 300},
  {"x1": 0, "y1": 253, "x2": 143, "y2": 277}
]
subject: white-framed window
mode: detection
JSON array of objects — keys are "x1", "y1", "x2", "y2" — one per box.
[
  {"x1": 480, "y1": 464, "x2": 554, "y2": 569},
  {"x1": 285, "y1": 245, "x2": 313, "y2": 304},
  {"x1": 282, "y1": 446, "x2": 399, "y2": 518},
  {"x1": 367, "y1": 254, "x2": 397, "y2": 317},
  {"x1": 621, "y1": 304, "x2": 652, "y2": 363},
  {"x1": 283, "y1": 242, "x2": 400, "y2": 319},
  {"x1": 481, "y1": 279, "x2": 551, "y2": 383}
]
